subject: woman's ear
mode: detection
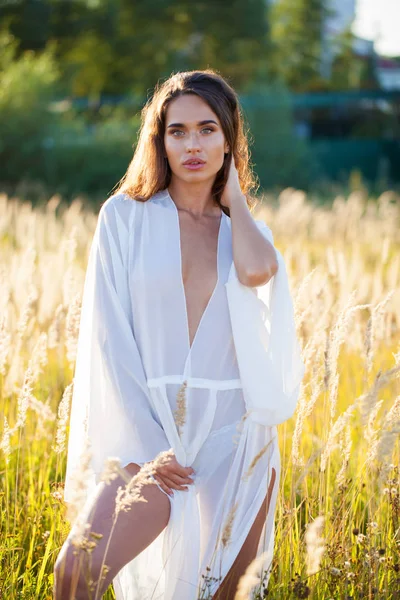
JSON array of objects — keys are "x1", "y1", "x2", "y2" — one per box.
[{"x1": 224, "y1": 142, "x2": 230, "y2": 154}]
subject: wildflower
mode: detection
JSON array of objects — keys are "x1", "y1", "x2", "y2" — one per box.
[
  {"x1": 292, "y1": 379, "x2": 322, "y2": 467},
  {"x1": 53, "y1": 382, "x2": 74, "y2": 454},
  {"x1": 0, "y1": 315, "x2": 11, "y2": 376},
  {"x1": 115, "y1": 475, "x2": 150, "y2": 515},
  {"x1": 326, "y1": 291, "x2": 367, "y2": 419},
  {"x1": 70, "y1": 522, "x2": 96, "y2": 552},
  {"x1": 360, "y1": 366, "x2": 400, "y2": 427},
  {"x1": 16, "y1": 366, "x2": 35, "y2": 429},
  {"x1": 234, "y1": 551, "x2": 269, "y2": 600},
  {"x1": 48, "y1": 304, "x2": 65, "y2": 349},
  {"x1": 17, "y1": 288, "x2": 37, "y2": 340},
  {"x1": 365, "y1": 292, "x2": 394, "y2": 373},
  {"x1": 65, "y1": 293, "x2": 82, "y2": 367},
  {"x1": 65, "y1": 437, "x2": 94, "y2": 525},
  {"x1": 30, "y1": 332, "x2": 48, "y2": 382},
  {"x1": 100, "y1": 457, "x2": 124, "y2": 485},
  {"x1": 52, "y1": 490, "x2": 64, "y2": 502},
  {"x1": 0, "y1": 416, "x2": 12, "y2": 464},
  {"x1": 291, "y1": 574, "x2": 310, "y2": 599},
  {"x1": 114, "y1": 449, "x2": 176, "y2": 516},
  {"x1": 305, "y1": 515, "x2": 325, "y2": 575},
  {"x1": 320, "y1": 405, "x2": 355, "y2": 472},
  {"x1": 173, "y1": 380, "x2": 187, "y2": 435},
  {"x1": 242, "y1": 439, "x2": 274, "y2": 481},
  {"x1": 221, "y1": 502, "x2": 238, "y2": 548},
  {"x1": 336, "y1": 423, "x2": 352, "y2": 488}
]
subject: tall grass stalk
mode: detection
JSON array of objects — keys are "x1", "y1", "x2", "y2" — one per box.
[{"x1": 0, "y1": 189, "x2": 399, "y2": 598}]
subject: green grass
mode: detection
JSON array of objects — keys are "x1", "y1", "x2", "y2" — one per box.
[{"x1": 1, "y1": 189, "x2": 399, "y2": 599}]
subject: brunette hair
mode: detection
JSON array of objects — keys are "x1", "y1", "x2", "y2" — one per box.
[{"x1": 112, "y1": 69, "x2": 258, "y2": 215}]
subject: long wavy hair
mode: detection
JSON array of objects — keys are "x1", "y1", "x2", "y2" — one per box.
[{"x1": 112, "y1": 69, "x2": 259, "y2": 216}]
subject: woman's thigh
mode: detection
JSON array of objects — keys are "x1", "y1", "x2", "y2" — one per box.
[{"x1": 54, "y1": 463, "x2": 171, "y2": 599}]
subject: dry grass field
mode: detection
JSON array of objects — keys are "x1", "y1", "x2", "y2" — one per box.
[{"x1": 0, "y1": 189, "x2": 399, "y2": 599}]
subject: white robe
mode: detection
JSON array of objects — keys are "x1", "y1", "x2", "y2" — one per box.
[{"x1": 64, "y1": 189, "x2": 305, "y2": 599}]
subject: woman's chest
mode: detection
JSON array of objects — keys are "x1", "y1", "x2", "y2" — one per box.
[
  {"x1": 129, "y1": 202, "x2": 233, "y2": 298},
  {"x1": 127, "y1": 198, "x2": 238, "y2": 375}
]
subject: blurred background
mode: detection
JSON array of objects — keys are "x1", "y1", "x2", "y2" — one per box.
[{"x1": 0, "y1": 0, "x2": 399, "y2": 205}]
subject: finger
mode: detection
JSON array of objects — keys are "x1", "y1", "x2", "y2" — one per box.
[
  {"x1": 157, "y1": 465, "x2": 194, "y2": 485},
  {"x1": 153, "y1": 474, "x2": 173, "y2": 497},
  {"x1": 167, "y1": 472, "x2": 194, "y2": 486},
  {"x1": 162, "y1": 476, "x2": 189, "y2": 492},
  {"x1": 169, "y1": 462, "x2": 195, "y2": 478},
  {"x1": 160, "y1": 475, "x2": 189, "y2": 492}
]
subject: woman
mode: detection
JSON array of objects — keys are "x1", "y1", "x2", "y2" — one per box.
[{"x1": 54, "y1": 69, "x2": 305, "y2": 600}]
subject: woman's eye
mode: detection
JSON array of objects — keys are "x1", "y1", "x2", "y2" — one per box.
[{"x1": 170, "y1": 127, "x2": 213, "y2": 136}]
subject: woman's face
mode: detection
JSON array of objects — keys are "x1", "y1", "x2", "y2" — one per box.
[{"x1": 163, "y1": 94, "x2": 230, "y2": 185}]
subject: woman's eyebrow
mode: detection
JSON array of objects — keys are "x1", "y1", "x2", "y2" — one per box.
[{"x1": 167, "y1": 119, "x2": 219, "y2": 128}]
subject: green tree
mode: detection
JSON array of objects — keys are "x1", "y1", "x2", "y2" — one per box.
[
  {"x1": 1, "y1": 0, "x2": 272, "y2": 98},
  {"x1": 0, "y1": 32, "x2": 60, "y2": 182},
  {"x1": 242, "y1": 83, "x2": 315, "y2": 189},
  {"x1": 269, "y1": 0, "x2": 331, "y2": 91},
  {"x1": 0, "y1": 0, "x2": 51, "y2": 52},
  {"x1": 330, "y1": 27, "x2": 379, "y2": 90},
  {"x1": 187, "y1": 0, "x2": 271, "y2": 90}
]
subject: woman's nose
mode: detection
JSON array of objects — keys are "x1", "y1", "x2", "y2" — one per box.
[{"x1": 185, "y1": 132, "x2": 201, "y2": 152}]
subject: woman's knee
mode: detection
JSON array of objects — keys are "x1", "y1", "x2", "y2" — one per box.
[
  {"x1": 54, "y1": 542, "x2": 78, "y2": 598},
  {"x1": 54, "y1": 538, "x2": 109, "y2": 599}
]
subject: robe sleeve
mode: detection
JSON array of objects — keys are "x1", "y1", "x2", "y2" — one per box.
[
  {"x1": 63, "y1": 194, "x2": 171, "y2": 503},
  {"x1": 252, "y1": 219, "x2": 305, "y2": 424},
  {"x1": 225, "y1": 218, "x2": 305, "y2": 427}
]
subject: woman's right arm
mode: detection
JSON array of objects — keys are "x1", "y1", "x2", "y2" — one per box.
[{"x1": 64, "y1": 195, "x2": 174, "y2": 503}]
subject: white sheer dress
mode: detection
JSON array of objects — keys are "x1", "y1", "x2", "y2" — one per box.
[{"x1": 64, "y1": 188, "x2": 305, "y2": 600}]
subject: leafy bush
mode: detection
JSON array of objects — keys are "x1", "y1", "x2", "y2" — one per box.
[
  {"x1": 0, "y1": 33, "x2": 61, "y2": 182},
  {"x1": 242, "y1": 83, "x2": 317, "y2": 190},
  {"x1": 0, "y1": 34, "x2": 140, "y2": 203},
  {"x1": 40, "y1": 105, "x2": 140, "y2": 201}
]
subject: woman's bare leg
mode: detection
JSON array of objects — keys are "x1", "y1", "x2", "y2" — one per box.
[
  {"x1": 53, "y1": 463, "x2": 171, "y2": 599},
  {"x1": 212, "y1": 467, "x2": 277, "y2": 600}
]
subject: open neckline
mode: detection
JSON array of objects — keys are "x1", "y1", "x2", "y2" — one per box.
[{"x1": 166, "y1": 188, "x2": 223, "y2": 354}]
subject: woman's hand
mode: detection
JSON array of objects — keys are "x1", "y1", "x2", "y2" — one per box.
[
  {"x1": 151, "y1": 453, "x2": 195, "y2": 497},
  {"x1": 220, "y1": 156, "x2": 244, "y2": 209}
]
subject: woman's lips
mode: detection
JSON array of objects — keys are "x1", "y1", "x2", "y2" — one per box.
[{"x1": 182, "y1": 162, "x2": 206, "y2": 170}]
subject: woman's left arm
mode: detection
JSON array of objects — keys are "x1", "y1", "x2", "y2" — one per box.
[{"x1": 221, "y1": 160, "x2": 278, "y2": 287}]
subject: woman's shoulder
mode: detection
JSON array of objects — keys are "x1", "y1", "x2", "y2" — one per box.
[
  {"x1": 100, "y1": 191, "x2": 136, "y2": 213},
  {"x1": 100, "y1": 188, "x2": 170, "y2": 215},
  {"x1": 96, "y1": 189, "x2": 169, "y2": 238},
  {"x1": 97, "y1": 191, "x2": 138, "y2": 231},
  {"x1": 91, "y1": 193, "x2": 138, "y2": 257}
]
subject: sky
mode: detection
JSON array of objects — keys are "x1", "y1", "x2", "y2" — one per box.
[{"x1": 353, "y1": 0, "x2": 400, "y2": 56}]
